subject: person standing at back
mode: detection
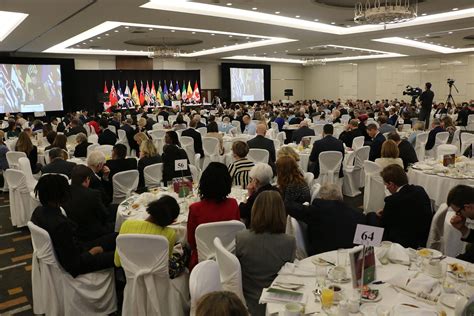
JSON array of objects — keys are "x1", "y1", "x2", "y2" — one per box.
[{"x1": 418, "y1": 82, "x2": 435, "y2": 130}]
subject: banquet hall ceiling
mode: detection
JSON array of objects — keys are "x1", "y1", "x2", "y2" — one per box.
[{"x1": 0, "y1": 0, "x2": 473, "y2": 63}]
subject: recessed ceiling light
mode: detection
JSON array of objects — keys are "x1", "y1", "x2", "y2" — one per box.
[
  {"x1": 229, "y1": 35, "x2": 233, "y2": 37},
  {"x1": 171, "y1": 30, "x2": 175, "y2": 32},
  {"x1": 192, "y1": 31, "x2": 196, "y2": 34},
  {"x1": 346, "y1": 25, "x2": 351, "y2": 28},
  {"x1": 226, "y1": 3, "x2": 232, "y2": 6},
  {"x1": 314, "y1": 19, "x2": 319, "y2": 22},
  {"x1": 405, "y1": 36, "x2": 409, "y2": 39},
  {"x1": 149, "y1": 28, "x2": 153, "y2": 30},
  {"x1": 125, "y1": 26, "x2": 129, "y2": 29},
  {"x1": 421, "y1": 13, "x2": 427, "y2": 16},
  {"x1": 330, "y1": 22, "x2": 336, "y2": 25},
  {"x1": 275, "y1": 11, "x2": 280, "y2": 14},
  {"x1": 273, "y1": 51, "x2": 277, "y2": 53},
  {"x1": 114, "y1": 30, "x2": 119, "y2": 33},
  {"x1": 252, "y1": 7, "x2": 257, "y2": 10},
  {"x1": 97, "y1": 36, "x2": 101, "y2": 39},
  {"x1": 310, "y1": 47, "x2": 313, "y2": 50},
  {"x1": 82, "y1": 42, "x2": 86, "y2": 44},
  {"x1": 285, "y1": 50, "x2": 288, "y2": 52},
  {"x1": 105, "y1": 33, "x2": 109, "y2": 36},
  {"x1": 213, "y1": 46, "x2": 216, "y2": 49},
  {"x1": 295, "y1": 15, "x2": 300, "y2": 18},
  {"x1": 425, "y1": 34, "x2": 430, "y2": 36},
  {"x1": 246, "y1": 37, "x2": 249, "y2": 39},
  {"x1": 263, "y1": 53, "x2": 267, "y2": 55},
  {"x1": 448, "y1": 31, "x2": 453, "y2": 34},
  {"x1": 211, "y1": 33, "x2": 215, "y2": 36},
  {"x1": 452, "y1": 8, "x2": 458, "y2": 11},
  {"x1": 297, "y1": 48, "x2": 301, "y2": 51},
  {"x1": 89, "y1": 39, "x2": 93, "y2": 42}
]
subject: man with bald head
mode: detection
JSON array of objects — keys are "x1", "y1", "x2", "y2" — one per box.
[
  {"x1": 247, "y1": 123, "x2": 276, "y2": 164},
  {"x1": 292, "y1": 120, "x2": 315, "y2": 144}
]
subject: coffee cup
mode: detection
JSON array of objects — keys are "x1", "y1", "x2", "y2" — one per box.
[{"x1": 284, "y1": 303, "x2": 304, "y2": 316}]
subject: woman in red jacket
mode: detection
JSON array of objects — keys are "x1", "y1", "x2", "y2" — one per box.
[{"x1": 187, "y1": 162, "x2": 240, "y2": 270}]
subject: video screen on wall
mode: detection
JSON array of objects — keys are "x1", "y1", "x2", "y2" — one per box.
[
  {"x1": 230, "y1": 67, "x2": 265, "y2": 102},
  {"x1": 0, "y1": 64, "x2": 63, "y2": 113}
]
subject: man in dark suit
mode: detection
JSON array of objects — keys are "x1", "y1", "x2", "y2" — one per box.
[
  {"x1": 425, "y1": 118, "x2": 445, "y2": 150},
  {"x1": 120, "y1": 118, "x2": 137, "y2": 153},
  {"x1": 247, "y1": 123, "x2": 276, "y2": 164},
  {"x1": 41, "y1": 148, "x2": 76, "y2": 178},
  {"x1": 291, "y1": 120, "x2": 315, "y2": 144},
  {"x1": 369, "y1": 165, "x2": 432, "y2": 249},
  {"x1": 285, "y1": 184, "x2": 366, "y2": 256},
  {"x1": 64, "y1": 165, "x2": 113, "y2": 242},
  {"x1": 387, "y1": 108, "x2": 398, "y2": 126},
  {"x1": 338, "y1": 119, "x2": 363, "y2": 148},
  {"x1": 64, "y1": 119, "x2": 87, "y2": 137},
  {"x1": 433, "y1": 103, "x2": 448, "y2": 118},
  {"x1": 73, "y1": 133, "x2": 91, "y2": 158},
  {"x1": 418, "y1": 82, "x2": 435, "y2": 129},
  {"x1": 448, "y1": 185, "x2": 474, "y2": 263},
  {"x1": 157, "y1": 109, "x2": 169, "y2": 122},
  {"x1": 387, "y1": 132, "x2": 418, "y2": 170},
  {"x1": 194, "y1": 114, "x2": 206, "y2": 128},
  {"x1": 98, "y1": 118, "x2": 117, "y2": 146},
  {"x1": 105, "y1": 144, "x2": 137, "y2": 183},
  {"x1": 181, "y1": 118, "x2": 204, "y2": 157},
  {"x1": 87, "y1": 150, "x2": 111, "y2": 205},
  {"x1": 309, "y1": 124, "x2": 344, "y2": 178},
  {"x1": 367, "y1": 123, "x2": 386, "y2": 161}
]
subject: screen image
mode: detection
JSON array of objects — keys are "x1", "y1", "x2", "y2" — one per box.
[
  {"x1": 0, "y1": 64, "x2": 63, "y2": 113},
  {"x1": 230, "y1": 68, "x2": 264, "y2": 102}
]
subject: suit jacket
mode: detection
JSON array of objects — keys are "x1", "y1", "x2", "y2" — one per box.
[
  {"x1": 120, "y1": 124, "x2": 137, "y2": 151},
  {"x1": 433, "y1": 108, "x2": 448, "y2": 118},
  {"x1": 137, "y1": 155, "x2": 162, "y2": 188},
  {"x1": 378, "y1": 184, "x2": 432, "y2": 249},
  {"x1": 458, "y1": 230, "x2": 474, "y2": 263},
  {"x1": 65, "y1": 125, "x2": 87, "y2": 137},
  {"x1": 338, "y1": 129, "x2": 363, "y2": 148},
  {"x1": 286, "y1": 199, "x2": 366, "y2": 256},
  {"x1": 106, "y1": 158, "x2": 137, "y2": 182},
  {"x1": 239, "y1": 184, "x2": 278, "y2": 225},
  {"x1": 291, "y1": 126, "x2": 315, "y2": 144},
  {"x1": 309, "y1": 135, "x2": 344, "y2": 178},
  {"x1": 161, "y1": 144, "x2": 191, "y2": 184},
  {"x1": 89, "y1": 172, "x2": 111, "y2": 205},
  {"x1": 247, "y1": 135, "x2": 276, "y2": 163},
  {"x1": 425, "y1": 126, "x2": 445, "y2": 150},
  {"x1": 181, "y1": 128, "x2": 204, "y2": 157},
  {"x1": 64, "y1": 185, "x2": 110, "y2": 242},
  {"x1": 74, "y1": 141, "x2": 92, "y2": 158},
  {"x1": 41, "y1": 159, "x2": 76, "y2": 178},
  {"x1": 369, "y1": 132, "x2": 386, "y2": 161},
  {"x1": 387, "y1": 114, "x2": 398, "y2": 126},
  {"x1": 398, "y1": 139, "x2": 418, "y2": 170},
  {"x1": 98, "y1": 129, "x2": 117, "y2": 146}
]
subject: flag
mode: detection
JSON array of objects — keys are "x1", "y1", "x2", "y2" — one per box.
[
  {"x1": 109, "y1": 81, "x2": 118, "y2": 106},
  {"x1": 150, "y1": 81, "x2": 157, "y2": 105},
  {"x1": 139, "y1": 81, "x2": 145, "y2": 106},
  {"x1": 187, "y1": 81, "x2": 193, "y2": 100},
  {"x1": 145, "y1": 81, "x2": 151, "y2": 105},
  {"x1": 175, "y1": 81, "x2": 181, "y2": 100},
  {"x1": 192, "y1": 81, "x2": 201, "y2": 103},
  {"x1": 124, "y1": 80, "x2": 132, "y2": 107},
  {"x1": 169, "y1": 81, "x2": 175, "y2": 100},
  {"x1": 163, "y1": 81, "x2": 169, "y2": 101},
  {"x1": 0, "y1": 65, "x2": 19, "y2": 111},
  {"x1": 117, "y1": 81, "x2": 125, "y2": 106},
  {"x1": 103, "y1": 81, "x2": 111, "y2": 111},
  {"x1": 181, "y1": 80, "x2": 187, "y2": 102},
  {"x1": 157, "y1": 81, "x2": 163, "y2": 105},
  {"x1": 131, "y1": 80, "x2": 140, "y2": 105}
]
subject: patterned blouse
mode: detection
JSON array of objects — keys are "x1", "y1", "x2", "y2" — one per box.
[{"x1": 228, "y1": 158, "x2": 255, "y2": 189}]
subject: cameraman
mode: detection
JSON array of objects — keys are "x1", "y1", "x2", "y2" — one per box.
[{"x1": 418, "y1": 82, "x2": 434, "y2": 129}]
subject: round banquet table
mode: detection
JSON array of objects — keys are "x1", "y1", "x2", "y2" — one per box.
[
  {"x1": 407, "y1": 165, "x2": 474, "y2": 207},
  {"x1": 265, "y1": 248, "x2": 474, "y2": 315}
]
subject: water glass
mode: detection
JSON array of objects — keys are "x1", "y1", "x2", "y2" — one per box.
[
  {"x1": 337, "y1": 249, "x2": 347, "y2": 267},
  {"x1": 315, "y1": 265, "x2": 327, "y2": 289}
]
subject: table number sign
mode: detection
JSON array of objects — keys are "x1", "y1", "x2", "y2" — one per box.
[
  {"x1": 175, "y1": 159, "x2": 188, "y2": 171},
  {"x1": 353, "y1": 224, "x2": 384, "y2": 247}
]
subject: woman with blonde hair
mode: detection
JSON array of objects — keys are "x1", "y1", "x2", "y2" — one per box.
[
  {"x1": 276, "y1": 156, "x2": 310, "y2": 203},
  {"x1": 15, "y1": 131, "x2": 41, "y2": 173},
  {"x1": 441, "y1": 116, "x2": 457, "y2": 144},
  {"x1": 236, "y1": 191, "x2": 295, "y2": 316},
  {"x1": 137, "y1": 117, "x2": 147, "y2": 132},
  {"x1": 277, "y1": 146, "x2": 300, "y2": 162},
  {"x1": 137, "y1": 139, "x2": 162, "y2": 188},
  {"x1": 375, "y1": 140, "x2": 404, "y2": 169}
]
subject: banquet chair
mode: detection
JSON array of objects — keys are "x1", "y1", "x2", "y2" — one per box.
[
  {"x1": 202, "y1": 137, "x2": 221, "y2": 171},
  {"x1": 460, "y1": 133, "x2": 474, "y2": 155},
  {"x1": 157, "y1": 115, "x2": 165, "y2": 123},
  {"x1": 6, "y1": 151, "x2": 27, "y2": 169},
  {"x1": 427, "y1": 131, "x2": 449, "y2": 158},
  {"x1": 4, "y1": 169, "x2": 39, "y2": 227},
  {"x1": 343, "y1": 146, "x2": 370, "y2": 197},
  {"x1": 190, "y1": 260, "x2": 222, "y2": 316},
  {"x1": 231, "y1": 121, "x2": 242, "y2": 134},
  {"x1": 288, "y1": 217, "x2": 308, "y2": 259},
  {"x1": 436, "y1": 144, "x2": 457, "y2": 160},
  {"x1": 443, "y1": 210, "x2": 467, "y2": 257},
  {"x1": 116, "y1": 234, "x2": 189, "y2": 316},
  {"x1": 229, "y1": 127, "x2": 238, "y2": 136},
  {"x1": 363, "y1": 161, "x2": 385, "y2": 214},
  {"x1": 180, "y1": 136, "x2": 194, "y2": 148},
  {"x1": 144, "y1": 163, "x2": 163, "y2": 187},
  {"x1": 86, "y1": 144, "x2": 99, "y2": 157},
  {"x1": 270, "y1": 122, "x2": 279, "y2": 132},
  {"x1": 168, "y1": 115, "x2": 177, "y2": 123},
  {"x1": 195, "y1": 220, "x2": 245, "y2": 262},
  {"x1": 352, "y1": 136, "x2": 365, "y2": 150},
  {"x1": 414, "y1": 132, "x2": 429, "y2": 160},
  {"x1": 96, "y1": 145, "x2": 114, "y2": 159},
  {"x1": 247, "y1": 148, "x2": 269, "y2": 164},
  {"x1": 116, "y1": 129, "x2": 131, "y2": 156},
  {"x1": 152, "y1": 122, "x2": 163, "y2": 130},
  {"x1": 197, "y1": 127, "x2": 207, "y2": 138},
  {"x1": 83, "y1": 124, "x2": 91, "y2": 136},
  {"x1": 310, "y1": 183, "x2": 321, "y2": 203},
  {"x1": 276, "y1": 132, "x2": 286, "y2": 145},
  {"x1": 18, "y1": 157, "x2": 38, "y2": 190},
  {"x1": 467, "y1": 114, "x2": 474, "y2": 131},
  {"x1": 88, "y1": 134, "x2": 99, "y2": 144},
  {"x1": 302, "y1": 135, "x2": 320, "y2": 145},
  {"x1": 189, "y1": 164, "x2": 200, "y2": 183},
  {"x1": 316, "y1": 151, "x2": 343, "y2": 187},
  {"x1": 148, "y1": 129, "x2": 167, "y2": 140},
  {"x1": 312, "y1": 124, "x2": 325, "y2": 136},
  {"x1": 28, "y1": 221, "x2": 117, "y2": 316},
  {"x1": 426, "y1": 203, "x2": 448, "y2": 251},
  {"x1": 273, "y1": 139, "x2": 281, "y2": 151},
  {"x1": 44, "y1": 149, "x2": 52, "y2": 165},
  {"x1": 183, "y1": 144, "x2": 201, "y2": 168},
  {"x1": 451, "y1": 128, "x2": 461, "y2": 150},
  {"x1": 304, "y1": 172, "x2": 314, "y2": 188},
  {"x1": 107, "y1": 125, "x2": 117, "y2": 134},
  {"x1": 402, "y1": 124, "x2": 412, "y2": 132},
  {"x1": 112, "y1": 170, "x2": 139, "y2": 204},
  {"x1": 213, "y1": 237, "x2": 245, "y2": 303}
]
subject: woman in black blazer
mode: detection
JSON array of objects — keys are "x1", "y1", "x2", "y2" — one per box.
[
  {"x1": 162, "y1": 131, "x2": 190, "y2": 185},
  {"x1": 73, "y1": 133, "x2": 91, "y2": 158}
]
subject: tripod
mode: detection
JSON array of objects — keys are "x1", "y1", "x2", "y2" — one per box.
[{"x1": 446, "y1": 83, "x2": 459, "y2": 107}]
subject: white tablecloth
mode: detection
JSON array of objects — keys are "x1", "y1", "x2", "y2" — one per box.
[{"x1": 265, "y1": 248, "x2": 473, "y2": 315}]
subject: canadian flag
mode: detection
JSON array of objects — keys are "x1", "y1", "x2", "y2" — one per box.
[
  {"x1": 103, "y1": 81, "x2": 112, "y2": 111},
  {"x1": 192, "y1": 81, "x2": 201, "y2": 103}
]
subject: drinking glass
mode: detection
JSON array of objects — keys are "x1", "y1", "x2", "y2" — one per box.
[
  {"x1": 315, "y1": 265, "x2": 327, "y2": 289},
  {"x1": 337, "y1": 249, "x2": 347, "y2": 267},
  {"x1": 321, "y1": 287, "x2": 334, "y2": 309}
]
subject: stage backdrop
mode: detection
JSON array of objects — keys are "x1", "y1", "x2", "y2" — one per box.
[{"x1": 74, "y1": 70, "x2": 200, "y2": 113}]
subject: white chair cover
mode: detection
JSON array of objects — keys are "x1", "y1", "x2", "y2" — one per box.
[
  {"x1": 468, "y1": 114, "x2": 474, "y2": 131},
  {"x1": 183, "y1": 143, "x2": 200, "y2": 167},
  {"x1": 180, "y1": 136, "x2": 194, "y2": 148},
  {"x1": 202, "y1": 137, "x2": 221, "y2": 171},
  {"x1": 87, "y1": 144, "x2": 99, "y2": 157},
  {"x1": 88, "y1": 134, "x2": 99, "y2": 144},
  {"x1": 426, "y1": 203, "x2": 448, "y2": 250},
  {"x1": 213, "y1": 237, "x2": 246, "y2": 304},
  {"x1": 363, "y1": 161, "x2": 385, "y2": 214},
  {"x1": 18, "y1": 157, "x2": 38, "y2": 190},
  {"x1": 197, "y1": 127, "x2": 207, "y2": 137},
  {"x1": 112, "y1": 170, "x2": 139, "y2": 204},
  {"x1": 157, "y1": 116, "x2": 165, "y2": 123},
  {"x1": 152, "y1": 122, "x2": 163, "y2": 130},
  {"x1": 316, "y1": 151, "x2": 343, "y2": 186},
  {"x1": 343, "y1": 146, "x2": 370, "y2": 197},
  {"x1": 461, "y1": 133, "x2": 474, "y2": 155},
  {"x1": 443, "y1": 210, "x2": 467, "y2": 258},
  {"x1": 117, "y1": 129, "x2": 131, "y2": 155},
  {"x1": 312, "y1": 124, "x2": 325, "y2": 136},
  {"x1": 436, "y1": 144, "x2": 457, "y2": 160},
  {"x1": 310, "y1": 183, "x2": 321, "y2": 203},
  {"x1": 451, "y1": 128, "x2": 461, "y2": 149},
  {"x1": 290, "y1": 217, "x2": 308, "y2": 259},
  {"x1": 247, "y1": 148, "x2": 269, "y2": 164},
  {"x1": 168, "y1": 115, "x2": 177, "y2": 123},
  {"x1": 195, "y1": 220, "x2": 245, "y2": 262},
  {"x1": 428, "y1": 131, "x2": 450, "y2": 158},
  {"x1": 189, "y1": 164, "x2": 200, "y2": 183},
  {"x1": 276, "y1": 132, "x2": 286, "y2": 144},
  {"x1": 149, "y1": 129, "x2": 167, "y2": 140},
  {"x1": 6, "y1": 151, "x2": 26, "y2": 169},
  {"x1": 44, "y1": 149, "x2": 52, "y2": 165},
  {"x1": 352, "y1": 136, "x2": 365, "y2": 150},
  {"x1": 414, "y1": 132, "x2": 429, "y2": 160},
  {"x1": 144, "y1": 163, "x2": 163, "y2": 187},
  {"x1": 28, "y1": 221, "x2": 117, "y2": 316},
  {"x1": 402, "y1": 124, "x2": 412, "y2": 132},
  {"x1": 116, "y1": 234, "x2": 189, "y2": 316},
  {"x1": 96, "y1": 145, "x2": 114, "y2": 158},
  {"x1": 304, "y1": 172, "x2": 314, "y2": 188},
  {"x1": 5, "y1": 169, "x2": 39, "y2": 227},
  {"x1": 231, "y1": 121, "x2": 242, "y2": 134},
  {"x1": 107, "y1": 125, "x2": 117, "y2": 134},
  {"x1": 190, "y1": 260, "x2": 222, "y2": 315}
]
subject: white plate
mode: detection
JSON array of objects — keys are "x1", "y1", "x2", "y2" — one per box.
[
  {"x1": 360, "y1": 303, "x2": 377, "y2": 316},
  {"x1": 417, "y1": 248, "x2": 442, "y2": 258},
  {"x1": 361, "y1": 291, "x2": 382, "y2": 303},
  {"x1": 311, "y1": 257, "x2": 333, "y2": 266},
  {"x1": 440, "y1": 294, "x2": 461, "y2": 309}
]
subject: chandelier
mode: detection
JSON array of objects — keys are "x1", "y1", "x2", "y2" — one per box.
[
  {"x1": 303, "y1": 58, "x2": 327, "y2": 66},
  {"x1": 354, "y1": 0, "x2": 418, "y2": 25},
  {"x1": 147, "y1": 46, "x2": 181, "y2": 58}
]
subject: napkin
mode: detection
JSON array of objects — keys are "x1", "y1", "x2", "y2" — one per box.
[
  {"x1": 375, "y1": 243, "x2": 410, "y2": 265},
  {"x1": 386, "y1": 271, "x2": 440, "y2": 296},
  {"x1": 392, "y1": 304, "x2": 438, "y2": 316},
  {"x1": 278, "y1": 262, "x2": 314, "y2": 277}
]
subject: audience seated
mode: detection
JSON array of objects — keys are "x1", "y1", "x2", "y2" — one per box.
[
  {"x1": 338, "y1": 119, "x2": 363, "y2": 148},
  {"x1": 368, "y1": 165, "x2": 432, "y2": 249},
  {"x1": 425, "y1": 118, "x2": 444, "y2": 150},
  {"x1": 407, "y1": 121, "x2": 425, "y2": 147},
  {"x1": 162, "y1": 131, "x2": 191, "y2": 185},
  {"x1": 441, "y1": 116, "x2": 457, "y2": 144},
  {"x1": 105, "y1": 144, "x2": 137, "y2": 192},
  {"x1": 15, "y1": 131, "x2": 41, "y2": 174},
  {"x1": 120, "y1": 118, "x2": 138, "y2": 153},
  {"x1": 65, "y1": 119, "x2": 87, "y2": 137},
  {"x1": 196, "y1": 291, "x2": 248, "y2": 316},
  {"x1": 378, "y1": 115, "x2": 396, "y2": 134},
  {"x1": 73, "y1": 132, "x2": 91, "y2": 158},
  {"x1": 448, "y1": 185, "x2": 474, "y2": 263},
  {"x1": 247, "y1": 123, "x2": 276, "y2": 164},
  {"x1": 242, "y1": 114, "x2": 256, "y2": 135},
  {"x1": 31, "y1": 174, "x2": 116, "y2": 277},
  {"x1": 309, "y1": 124, "x2": 344, "y2": 178},
  {"x1": 41, "y1": 148, "x2": 76, "y2": 178},
  {"x1": 187, "y1": 162, "x2": 240, "y2": 270},
  {"x1": 0, "y1": 131, "x2": 9, "y2": 170},
  {"x1": 387, "y1": 108, "x2": 398, "y2": 126},
  {"x1": 172, "y1": 113, "x2": 188, "y2": 131},
  {"x1": 374, "y1": 140, "x2": 404, "y2": 169},
  {"x1": 367, "y1": 123, "x2": 386, "y2": 161},
  {"x1": 133, "y1": 132, "x2": 149, "y2": 157},
  {"x1": 236, "y1": 191, "x2": 295, "y2": 316},
  {"x1": 51, "y1": 134, "x2": 68, "y2": 153},
  {"x1": 285, "y1": 184, "x2": 366, "y2": 256},
  {"x1": 181, "y1": 118, "x2": 205, "y2": 157},
  {"x1": 387, "y1": 132, "x2": 418, "y2": 170},
  {"x1": 228, "y1": 141, "x2": 254, "y2": 188},
  {"x1": 98, "y1": 118, "x2": 118, "y2": 146},
  {"x1": 44, "y1": 131, "x2": 57, "y2": 151},
  {"x1": 137, "y1": 139, "x2": 162, "y2": 188},
  {"x1": 291, "y1": 120, "x2": 315, "y2": 144},
  {"x1": 276, "y1": 156, "x2": 310, "y2": 203},
  {"x1": 87, "y1": 151, "x2": 111, "y2": 205},
  {"x1": 206, "y1": 122, "x2": 224, "y2": 155}
]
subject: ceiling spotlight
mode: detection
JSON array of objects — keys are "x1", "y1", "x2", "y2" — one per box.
[
  {"x1": 82, "y1": 42, "x2": 86, "y2": 44},
  {"x1": 105, "y1": 33, "x2": 109, "y2": 36},
  {"x1": 452, "y1": 8, "x2": 458, "y2": 11},
  {"x1": 275, "y1": 11, "x2": 280, "y2": 14},
  {"x1": 285, "y1": 50, "x2": 288, "y2": 52},
  {"x1": 425, "y1": 34, "x2": 430, "y2": 37},
  {"x1": 421, "y1": 13, "x2": 427, "y2": 16},
  {"x1": 314, "y1": 19, "x2": 319, "y2": 21},
  {"x1": 211, "y1": 33, "x2": 215, "y2": 36},
  {"x1": 97, "y1": 36, "x2": 101, "y2": 39},
  {"x1": 263, "y1": 53, "x2": 267, "y2": 55},
  {"x1": 89, "y1": 39, "x2": 93, "y2": 42},
  {"x1": 346, "y1": 25, "x2": 351, "y2": 27},
  {"x1": 192, "y1": 31, "x2": 196, "y2": 34},
  {"x1": 149, "y1": 28, "x2": 153, "y2": 30},
  {"x1": 405, "y1": 36, "x2": 409, "y2": 39},
  {"x1": 330, "y1": 22, "x2": 336, "y2": 25},
  {"x1": 297, "y1": 48, "x2": 301, "y2": 51},
  {"x1": 171, "y1": 30, "x2": 175, "y2": 32},
  {"x1": 114, "y1": 30, "x2": 119, "y2": 33},
  {"x1": 229, "y1": 35, "x2": 233, "y2": 37},
  {"x1": 448, "y1": 31, "x2": 453, "y2": 34},
  {"x1": 273, "y1": 51, "x2": 277, "y2": 53},
  {"x1": 226, "y1": 3, "x2": 232, "y2": 6},
  {"x1": 246, "y1": 37, "x2": 250, "y2": 39},
  {"x1": 252, "y1": 7, "x2": 257, "y2": 10},
  {"x1": 125, "y1": 26, "x2": 130, "y2": 29},
  {"x1": 213, "y1": 46, "x2": 216, "y2": 49},
  {"x1": 295, "y1": 15, "x2": 300, "y2": 18}
]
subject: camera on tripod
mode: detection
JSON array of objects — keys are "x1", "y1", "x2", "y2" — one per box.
[
  {"x1": 402, "y1": 85, "x2": 422, "y2": 97},
  {"x1": 447, "y1": 78, "x2": 455, "y2": 86}
]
